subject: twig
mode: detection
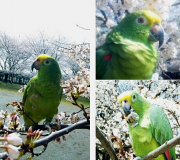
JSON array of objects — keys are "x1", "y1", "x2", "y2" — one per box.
[
  {"x1": 76, "y1": 24, "x2": 90, "y2": 30},
  {"x1": 163, "y1": 108, "x2": 180, "y2": 127},
  {"x1": 158, "y1": 62, "x2": 172, "y2": 80},
  {"x1": 71, "y1": 93, "x2": 90, "y2": 121},
  {"x1": 71, "y1": 106, "x2": 90, "y2": 115},
  {"x1": 99, "y1": 9, "x2": 108, "y2": 24},
  {"x1": 171, "y1": 2, "x2": 180, "y2": 6}
]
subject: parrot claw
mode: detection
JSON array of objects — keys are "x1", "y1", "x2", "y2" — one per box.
[
  {"x1": 127, "y1": 112, "x2": 139, "y2": 123},
  {"x1": 131, "y1": 122, "x2": 139, "y2": 128},
  {"x1": 133, "y1": 156, "x2": 142, "y2": 160}
]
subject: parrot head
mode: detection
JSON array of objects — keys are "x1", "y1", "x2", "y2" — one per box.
[
  {"x1": 31, "y1": 54, "x2": 61, "y2": 81},
  {"x1": 117, "y1": 91, "x2": 150, "y2": 116},
  {"x1": 118, "y1": 10, "x2": 164, "y2": 48}
]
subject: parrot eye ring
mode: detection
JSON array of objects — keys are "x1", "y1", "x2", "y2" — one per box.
[
  {"x1": 44, "y1": 60, "x2": 51, "y2": 65},
  {"x1": 136, "y1": 16, "x2": 146, "y2": 25},
  {"x1": 132, "y1": 94, "x2": 136, "y2": 102}
]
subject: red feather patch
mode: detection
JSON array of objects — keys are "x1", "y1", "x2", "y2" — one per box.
[
  {"x1": 165, "y1": 150, "x2": 170, "y2": 160},
  {"x1": 104, "y1": 54, "x2": 112, "y2": 60}
]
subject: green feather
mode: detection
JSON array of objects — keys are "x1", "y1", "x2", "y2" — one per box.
[{"x1": 150, "y1": 105, "x2": 176, "y2": 159}]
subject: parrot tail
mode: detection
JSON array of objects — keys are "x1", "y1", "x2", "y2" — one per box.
[{"x1": 164, "y1": 150, "x2": 171, "y2": 160}]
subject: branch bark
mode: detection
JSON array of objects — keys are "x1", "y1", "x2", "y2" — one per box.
[
  {"x1": 96, "y1": 126, "x2": 118, "y2": 160},
  {"x1": 141, "y1": 135, "x2": 180, "y2": 160},
  {"x1": 34, "y1": 120, "x2": 89, "y2": 147},
  {"x1": 0, "y1": 120, "x2": 89, "y2": 159}
]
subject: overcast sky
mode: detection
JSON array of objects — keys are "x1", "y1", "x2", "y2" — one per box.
[{"x1": 0, "y1": 0, "x2": 92, "y2": 43}]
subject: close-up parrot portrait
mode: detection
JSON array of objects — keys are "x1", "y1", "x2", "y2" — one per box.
[
  {"x1": 96, "y1": 10, "x2": 164, "y2": 79},
  {"x1": 22, "y1": 54, "x2": 62, "y2": 127},
  {"x1": 117, "y1": 91, "x2": 176, "y2": 160}
]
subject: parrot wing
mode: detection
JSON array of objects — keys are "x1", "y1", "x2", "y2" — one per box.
[
  {"x1": 150, "y1": 105, "x2": 176, "y2": 160},
  {"x1": 96, "y1": 30, "x2": 125, "y2": 79},
  {"x1": 59, "y1": 86, "x2": 63, "y2": 102},
  {"x1": 22, "y1": 77, "x2": 34, "y2": 105},
  {"x1": 96, "y1": 44, "x2": 112, "y2": 79},
  {"x1": 96, "y1": 31, "x2": 130, "y2": 79}
]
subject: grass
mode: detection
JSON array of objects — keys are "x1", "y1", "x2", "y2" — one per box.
[
  {"x1": 0, "y1": 81, "x2": 90, "y2": 107},
  {"x1": 0, "y1": 81, "x2": 22, "y2": 92}
]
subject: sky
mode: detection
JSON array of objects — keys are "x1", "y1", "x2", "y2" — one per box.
[{"x1": 0, "y1": 0, "x2": 93, "y2": 43}]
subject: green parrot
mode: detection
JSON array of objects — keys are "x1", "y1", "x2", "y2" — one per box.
[
  {"x1": 117, "y1": 91, "x2": 176, "y2": 160},
  {"x1": 22, "y1": 54, "x2": 62, "y2": 127},
  {"x1": 96, "y1": 10, "x2": 164, "y2": 79}
]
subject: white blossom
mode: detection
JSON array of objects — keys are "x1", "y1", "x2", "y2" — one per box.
[
  {"x1": 0, "y1": 145, "x2": 19, "y2": 160},
  {"x1": 6, "y1": 133, "x2": 22, "y2": 146}
]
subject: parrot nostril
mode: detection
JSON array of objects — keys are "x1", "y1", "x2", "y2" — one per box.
[
  {"x1": 124, "y1": 100, "x2": 128, "y2": 103},
  {"x1": 37, "y1": 59, "x2": 40, "y2": 62}
]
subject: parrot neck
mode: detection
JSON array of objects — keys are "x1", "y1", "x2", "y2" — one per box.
[
  {"x1": 37, "y1": 70, "x2": 61, "y2": 84},
  {"x1": 135, "y1": 100, "x2": 151, "y2": 115}
]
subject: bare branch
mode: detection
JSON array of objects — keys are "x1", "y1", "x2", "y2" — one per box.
[
  {"x1": 0, "y1": 120, "x2": 89, "y2": 159},
  {"x1": 96, "y1": 126, "x2": 118, "y2": 160},
  {"x1": 171, "y1": 2, "x2": 180, "y2": 6},
  {"x1": 141, "y1": 135, "x2": 179, "y2": 160},
  {"x1": 76, "y1": 24, "x2": 90, "y2": 30}
]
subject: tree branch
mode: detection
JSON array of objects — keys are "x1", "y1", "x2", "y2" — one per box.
[
  {"x1": 141, "y1": 135, "x2": 180, "y2": 160},
  {"x1": 96, "y1": 126, "x2": 118, "y2": 160},
  {"x1": 0, "y1": 120, "x2": 89, "y2": 159},
  {"x1": 34, "y1": 120, "x2": 89, "y2": 147}
]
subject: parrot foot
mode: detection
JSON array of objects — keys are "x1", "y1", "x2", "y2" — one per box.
[
  {"x1": 133, "y1": 156, "x2": 142, "y2": 160},
  {"x1": 127, "y1": 111, "x2": 139, "y2": 127}
]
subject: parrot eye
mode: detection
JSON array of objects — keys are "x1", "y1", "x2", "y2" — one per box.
[
  {"x1": 136, "y1": 16, "x2": 146, "y2": 25},
  {"x1": 132, "y1": 94, "x2": 136, "y2": 102},
  {"x1": 44, "y1": 60, "x2": 51, "y2": 65}
]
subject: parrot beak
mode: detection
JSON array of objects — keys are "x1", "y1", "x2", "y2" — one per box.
[
  {"x1": 122, "y1": 100, "x2": 132, "y2": 116},
  {"x1": 148, "y1": 23, "x2": 164, "y2": 48},
  {"x1": 118, "y1": 92, "x2": 132, "y2": 116},
  {"x1": 31, "y1": 59, "x2": 41, "y2": 71}
]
